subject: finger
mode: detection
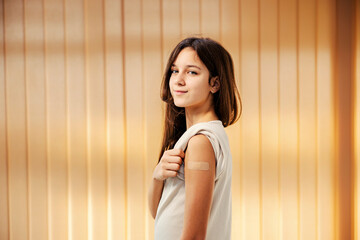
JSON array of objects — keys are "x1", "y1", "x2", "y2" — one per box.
[
  {"x1": 168, "y1": 148, "x2": 185, "y2": 158},
  {"x1": 178, "y1": 149, "x2": 185, "y2": 158},
  {"x1": 166, "y1": 163, "x2": 181, "y2": 171},
  {"x1": 164, "y1": 170, "x2": 177, "y2": 178},
  {"x1": 165, "y1": 156, "x2": 183, "y2": 164}
]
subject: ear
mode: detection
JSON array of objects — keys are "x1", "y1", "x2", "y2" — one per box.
[{"x1": 210, "y1": 76, "x2": 220, "y2": 94}]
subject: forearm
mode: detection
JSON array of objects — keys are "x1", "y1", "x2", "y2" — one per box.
[{"x1": 148, "y1": 177, "x2": 164, "y2": 219}]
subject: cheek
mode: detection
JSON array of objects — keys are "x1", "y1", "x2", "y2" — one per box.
[
  {"x1": 168, "y1": 79, "x2": 173, "y2": 93},
  {"x1": 169, "y1": 77, "x2": 175, "y2": 89},
  {"x1": 195, "y1": 81, "x2": 211, "y2": 94}
]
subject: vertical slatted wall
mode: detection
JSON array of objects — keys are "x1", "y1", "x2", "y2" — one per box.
[
  {"x1": 0, "y1": 0, "x2": 353, "y2": 239},
  {"x1": 355, "y1": 0, "x2": 360, "y2": 238}
]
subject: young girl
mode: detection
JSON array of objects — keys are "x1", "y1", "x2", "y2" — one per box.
[{"x1": 148, "y1": 37, "x2": 241, "y2": 240}]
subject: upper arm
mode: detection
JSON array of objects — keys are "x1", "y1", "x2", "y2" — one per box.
[{"x1": 181, "y1": 134, "x2": 216, "y2": 239}]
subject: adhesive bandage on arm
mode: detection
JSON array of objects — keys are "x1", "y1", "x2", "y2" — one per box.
[{"x1": 187, "y1": 161, "x2": 210, "y2": 171}]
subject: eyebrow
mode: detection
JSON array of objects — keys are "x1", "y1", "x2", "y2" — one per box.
[{"x1": 171, "y1": 64, "x2": 201, "y2": 70}]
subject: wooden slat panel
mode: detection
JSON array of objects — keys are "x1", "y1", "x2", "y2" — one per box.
[
  {"x1": 162, "y1": 0, "x2": 181, "y2": 67},
  {"x1": 142, "y1": 0, "x2": 162, "y2": 239},
  {"x1": 84, "y1": 0, "x2": 107, "y2": 239},
  {"x1": 356, "y1": 0, "x2": 360, "y2": 238},
  {"x1": 124, "y1": 0, "x2": 145, "y2": 239},
  {"x1": 259, "y1": 0, "x2": 279, "y2": 239},
  {"x1": 200, "y1": 0, "x2": 220, "y2": 40},
  {"x1": 65, "y1": 0, "x2": 88, "y2": 239},
  {"x1": 44, "y1": 0, "x2": 68, "y2": 239},
  {"x1": 316, "y1": 0, "x2": 335, "y2": 239},
  {"x1": 24, "y1": 1, "x2": 48, "y2": 239},
  {"x1": 220, "y1": 0, "x2": 241, "y2": 239},
  {"x1": 104, "y1": 0, "x2": 126, "y2": 239},
  {"x1": 298, "y1": 0, "x2": 317, "y2": 239},
  {"x1": 4, "y1": 0, "x2": 29, "y2": 239},
  {"x1": 220, "y1": 0, "x2": 240, "y2": 79},
  {"x1": 279, "y1": 0, "x2": 299, "y2": 239},
  {"x1": 334, "y1": 1, "x2": 355, "y2": 239},
  {"x1": 0, "y1": 1, "x2": 9, "y2": 239},
  {"x1": 181, "y1": 0, "x2": 200, "y2": 37},
  {"x1": 239, "y1": 0, "x2": 261, "y2": 239},
  {"x1": 0, "y1": 1, "x2": 344, "y2": 239}
]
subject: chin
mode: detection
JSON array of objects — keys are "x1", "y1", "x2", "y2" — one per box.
[{"x1": 173, "y1": 101, "x2": 186, "y2": 108}]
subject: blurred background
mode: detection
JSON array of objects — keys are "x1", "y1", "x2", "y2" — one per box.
[{"x1": 0, "y1": 0, "x2": 359, "y2": 239}]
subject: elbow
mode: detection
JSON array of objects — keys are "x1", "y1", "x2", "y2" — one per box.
[
  {"x1": 150, "y1": 209, "x2": 157, "y2": 219},
  {"x1": 147, "y1": 196, "x2": 157, "y2": 219},
  {"x1": 180, "y1": 230, "x2": 207, "y2": 240},
  {"x1": 181, "y1": 234, "x2": 206, "y2": 240},
  {"x1": 148, "y1": 203, "x2": 157, "y2": 219}
]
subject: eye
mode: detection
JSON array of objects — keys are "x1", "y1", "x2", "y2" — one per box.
[
  {"x1": 188, "y1": 71, "x2": 198, "y2": 75},
  {"x1": 171, "y1": 69, "x2": 178, "y2": 74}
]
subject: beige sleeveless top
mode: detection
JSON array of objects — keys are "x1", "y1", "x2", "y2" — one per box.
[{"x1": 154, "y1": 120, "x2": 232, "y2": 240}]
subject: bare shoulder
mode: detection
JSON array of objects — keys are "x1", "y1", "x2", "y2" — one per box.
[
  {"x1": 186, "y1": 134, "x2": 215, "y2": 161},
  {"x1": 188, "y1": 134, "x2": 212, "y2": 150}
]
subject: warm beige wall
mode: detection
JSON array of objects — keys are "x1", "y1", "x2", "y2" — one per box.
[
  {"x1": 0, "y1": 0, "x2": 352, "y2": 240},
  {"x1": 356, "y1": 0, "x2": 360, "y2": 238}
]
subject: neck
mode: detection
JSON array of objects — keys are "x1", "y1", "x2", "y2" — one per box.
[{"x1": 185, "y1": 104, "x2": 218, "y2": 129}]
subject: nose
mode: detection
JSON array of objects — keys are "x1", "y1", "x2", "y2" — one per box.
[{"x1": 174, "y1": 72, "x2": 185, "y2": 85}]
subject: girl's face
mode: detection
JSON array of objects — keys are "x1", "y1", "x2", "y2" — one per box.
[{"x1": 169, "y1": 47, "x2": 214, "y2": 110}]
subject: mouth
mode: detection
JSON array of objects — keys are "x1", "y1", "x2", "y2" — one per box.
[{"x1": 173, "y1": 90, "x2": 188, "y2": 95}]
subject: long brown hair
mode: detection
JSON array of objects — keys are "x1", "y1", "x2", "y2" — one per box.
[{"x1": 159, "y1": 37, "x2": 242, "y2": 160}]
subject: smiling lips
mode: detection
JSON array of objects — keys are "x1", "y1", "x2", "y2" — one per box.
[{"x1": 174, "y1": 90, "x2": 188, "y2": 95}]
